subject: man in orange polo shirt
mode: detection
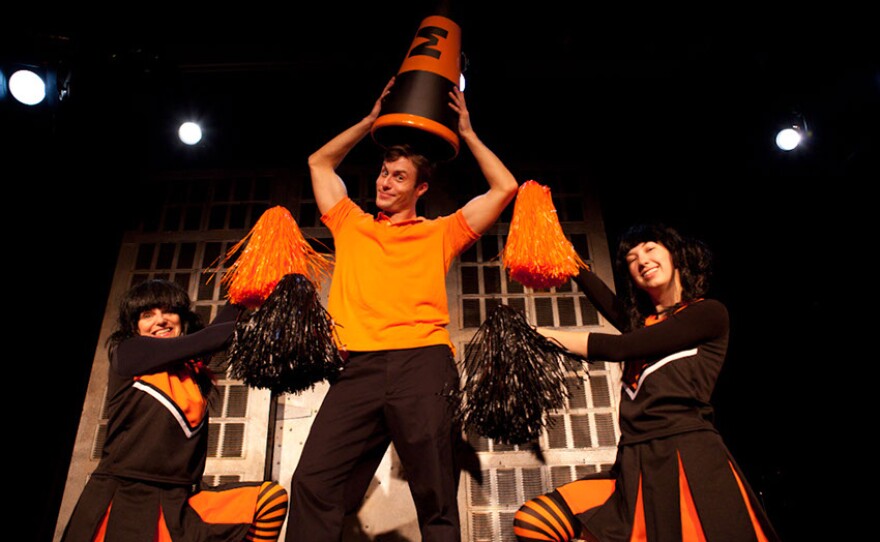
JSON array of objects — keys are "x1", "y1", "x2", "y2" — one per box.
[{"x1": 284, "y1": 78, "x2": 518, "y2": 542}]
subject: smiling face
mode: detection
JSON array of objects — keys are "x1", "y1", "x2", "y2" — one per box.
[
  {"x1": 625, "y1": 241, "x2": 682, "y2": 308},
  {"x1": 136, "y1": 308, "x2": 182, "y2": 338},
  {"x1": 375, "y1": 156, "x2": 428, "y2": 220}
]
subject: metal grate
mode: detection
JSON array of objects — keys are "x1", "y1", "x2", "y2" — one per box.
[{"x1": 202, "y1": 474, "x2": 243, "y2": 487}]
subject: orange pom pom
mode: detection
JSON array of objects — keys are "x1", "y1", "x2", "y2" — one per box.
[
  {"x1": 216, "y1": 206, "x2": 333, "y2": 309},
  {"x1": 502, "y1": 180, "x2": 588, "y2": 289}
]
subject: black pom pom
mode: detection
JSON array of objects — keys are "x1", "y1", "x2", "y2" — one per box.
[
  {"x1": 452, "y1": 304, "x2": 588, "y2": 445},
  {"x1": 229, "y1": 274, "x2": 344, "y2": 394}
]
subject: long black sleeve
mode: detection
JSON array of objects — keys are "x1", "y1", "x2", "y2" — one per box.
[
  {"x1": 587, "y1": 299, "x2": 728, "y2": 362},
  {"x1": 112, "y1": 304, "x2": 244, "y2": 377},
  {"x1": 572, "y1": 267, "x2": 630, "y2": 332}
]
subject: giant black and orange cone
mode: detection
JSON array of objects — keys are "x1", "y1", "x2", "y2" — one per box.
[{"x1": 371, "y1": 9, "x2": 462, "y2": 162}]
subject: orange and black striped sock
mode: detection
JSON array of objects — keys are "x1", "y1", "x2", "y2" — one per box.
[
  {"x1": 513, "y1": 490, "x2": 579, "y2": 542},
  {"x1": 245, "y1": 481, "x2": 289, "y2": 542}
]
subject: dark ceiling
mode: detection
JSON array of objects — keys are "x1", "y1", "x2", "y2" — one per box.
[{"x1": 7, "y1": 4, "x2": 878, "y2": 180}]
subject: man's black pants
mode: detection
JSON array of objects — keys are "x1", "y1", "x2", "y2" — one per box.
[{"x1": 286, "y1": 345, "x2": 462, "y2": 542}]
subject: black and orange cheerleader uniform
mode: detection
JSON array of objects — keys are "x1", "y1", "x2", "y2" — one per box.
[
  {"x1": 514, "y1": 270, "x2": 780, "y2": 542},
  {"x1": 61, "y1": 305, "x2": 288, "y2": 542}
]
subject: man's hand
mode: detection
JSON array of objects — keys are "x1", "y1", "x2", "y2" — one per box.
[
  {"x1": 368, "y1": 76, "x2": 396, "y2": 123},
  {"x1": 448, "y1": 86, "x2": 473, "y2": 137}
]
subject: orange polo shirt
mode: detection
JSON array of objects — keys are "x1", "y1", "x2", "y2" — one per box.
[{"x1": 322, "y1": 197, "x2": 479, "y2": 352}]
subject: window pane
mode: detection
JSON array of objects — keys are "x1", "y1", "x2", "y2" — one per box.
[
  {"x1": 471, "y1": 513, "x2": 492, "y2": 540},
  {"x1": 496, "y1": 469, "x2": 518, "y2": 505},
  {"x1": 595, "y1": 413, "x2": 617, "y2": 447},
  {"x1": 590, "y1": 376, "x2": 612, "y2": 408},
  {"x1": 195, "y1": 305, "x2": 212, "y2": 324},
  {"x1": 463, "y1": 299, "x2": 481, "y2": 329},
  {"x1": 184, "y1": 205, "x2": 202, "y2": 231},
  {"x1": 460, "y1": 243, "x2": 478, "y2": 263},
  {"x1": 173, "y1": 274, "x2": 190, "y2": 292},
  {"x1": 234, "y1": 179, "x2": 251, "y2": 201},
  {"x1": 200, "y1": 243, "x2": 221, "y2": 269},
  {"x1": 558, "y1": 297, "x2": 576, "y2": 326},
  {"x1": 506, "y1": 271, "x2": 524, "y2": 293},
  {"x1": 157, "y1": 243, "x2": 175, "y2": 269},
  {"x1": 226, "y1": 385, "x2": 249, "y2": 417},
  {"x1": 485, "y1": 298, "x2": 502, "y2": 318},
  {"x1": 470, "y1": 472, "x2": 492, "y2": 506},
  {"x1": 198, "y1": 278, "x2": 216, "y2": 301},
  {"x1": 221, "y1": 423, "x2": 245, "y2": 457},
  {"x1": 500, "y1": 512, "x2": 516, "y2": 542},
  {"x1": 209, "y1": 351, "x2": 230, "y2": 374},
  {"x1": 251, "y1": 203, "x2": 270, "y2": 226},
  {"x1": 508, "y1": 298, "x2": 525, "y2": 314},
  {"x1": 550, "y1": 466, "x2": 572, "y2": 488},
  {"x1": 214, "y1": 179, "x2": 232, "y2": 201},
  {"x1": 535, "y1": 297, "x2": 554, "y2": 326},
  {"x1": 571, "y1": 233, "x2": 590, "y2": 260},
  {"x1": 209, "y1": 205, "x2": 227, "y2": 229},
  {"x1": 493, "y1": 440, "x2": 514, "y2": 452},
  {"x1": 521, "y1": 467, "x2": 544, "y2": 501},
  {"x1": 499, "y1": 204, "x2": 513, "y2": 224},
  {"x1": 575, "y1": 464, "x2": 598, "y2": 479},
  {"x1": 483, "y1": 266, "x2": 501, "y2": 294},
  {"x1": 480, "y1": 236, "x2": 499, "y2": 261},
  {"x1": 467, "y1": 429, "x2": 490, "y2": 453},
  {"x1": 209, "y1": 386, "x2": 226, "y2": 416},
  {"x1": 130, "y1": 273, "x2": 150, "y2": 288},
  {"x1": 546, "y1": 415, "x2": 567, "y2": 449},
  {"x1": 566, "y1": 376, "x2": 587, "y2": 409},
  {"x1": 461, "y1": 267, "x2": 479, "y2": 294},
  {"x1": 136, "y1": 244, "x2": 155, "y2": 270},
  {"x1": 580, "y1": 297, "x2": 599, "y2": 325},
  {"x1": 207, "y1": 423, "x2": 220, "y2": 456},
  {"x1": 178, "y1": 243, "x2": 196, "y2": 268},
  {"x1": 570, "y1": 414, "x2": 593, "y2": 448},
  {"x1": 556, "y1": 277, "x2": 573, "y2": 292},
  {"x1": 229, "y1": 204, "x2": 247, "y2": 229}
]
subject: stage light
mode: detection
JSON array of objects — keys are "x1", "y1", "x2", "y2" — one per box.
[
  {"x1": 775, "y1": 110, "x2": 809, "y2": 152},
  {"x1": 178, "y1": 121, "x2": 203, "y2": 145},
  {"x1": 775, "y1": 128, "x2": 801, "y2": 151},
  {"x1": 8, "y1": 69, "x2": 47, "y2": 106},
  {"x1": 459, "y1": 51, "x2": 468, "y2": 91}
]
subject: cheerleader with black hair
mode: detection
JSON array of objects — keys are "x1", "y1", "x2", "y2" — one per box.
[
  {"x1": 62, "y1": 279, "x2": 288, "y2": 542},
  {"x1": 514, "y1": 224, "x2": 780, "y2": 542}
]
